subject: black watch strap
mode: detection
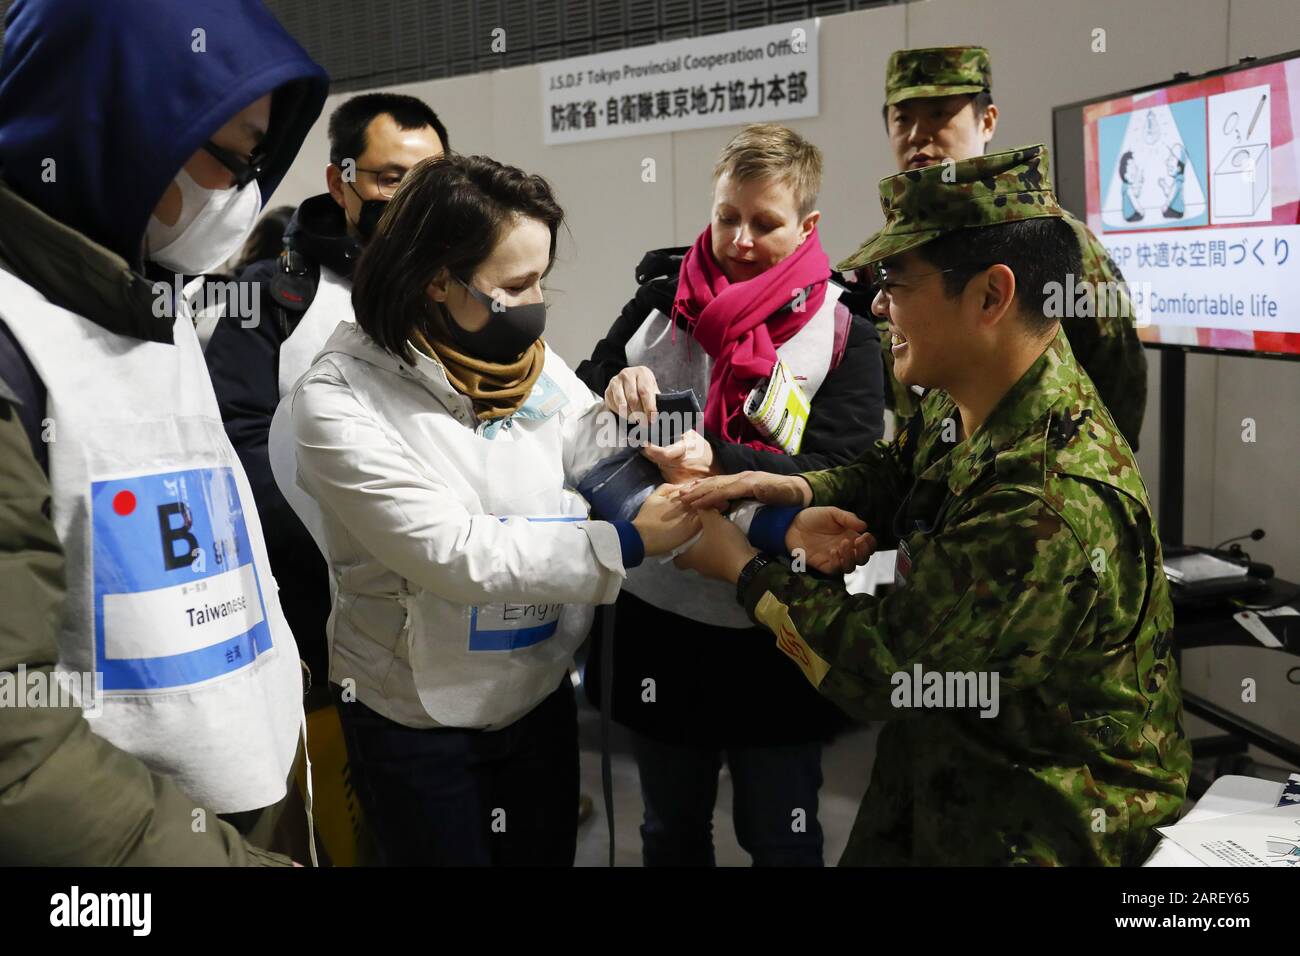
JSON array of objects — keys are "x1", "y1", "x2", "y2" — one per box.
[{"x1": 736, "y1": 553, "x2": 777, "y2": 606}]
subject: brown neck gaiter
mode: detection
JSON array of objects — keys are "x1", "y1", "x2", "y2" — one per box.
[{"x1": 409, "y1": 304, "x2": 545, "y2": 421}]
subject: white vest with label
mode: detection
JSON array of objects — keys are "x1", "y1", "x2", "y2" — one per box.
[
  {"x1": 622, "y1": 284, "x2": 842, "y2": 628},
  {"x1": 277, "y1": 265, "x2": 354, "y2": 400},
  {"x1": 0, "y1": 269, "x2": 303, "y2": 813}
]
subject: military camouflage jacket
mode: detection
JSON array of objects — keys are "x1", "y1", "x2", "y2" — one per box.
[
  {"x1": 740, "y1": 329, "x2": 1189, "y2": 865},
  {"x1": 873, "y1": 211, "x2": 1148, "y2": 450}
]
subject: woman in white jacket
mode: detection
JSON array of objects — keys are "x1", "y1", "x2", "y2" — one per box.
[{"x1": 286, "y1": 154, "x2": 699, "y2": 865}]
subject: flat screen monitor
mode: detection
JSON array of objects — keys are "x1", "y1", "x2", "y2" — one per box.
[{"x1": 1053, "y1": 49, "x2": 1300, "y2": 360}]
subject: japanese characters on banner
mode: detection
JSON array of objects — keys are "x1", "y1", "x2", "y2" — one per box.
[
  {"x1": 1082, "y1": 55, "x2": 1300, "y2": 354},
  {"x1": 541, "y1": 19, "x2": 819, "y2": 145}
]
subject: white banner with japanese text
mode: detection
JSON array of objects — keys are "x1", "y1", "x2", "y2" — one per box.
[{"x1": 541, "y1": 19, "x2": 819, "y2": 145}]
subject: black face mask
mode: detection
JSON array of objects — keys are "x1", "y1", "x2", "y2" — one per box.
[
  {"x1": 344, "y1": 180, "x2": 388, "y2": 243},
  {"x1": 441, "y1": 278, "x2": 547, "y2": 363},
  {"x1": 355, "y1": 199, "x2": 387, "y2": 243}
]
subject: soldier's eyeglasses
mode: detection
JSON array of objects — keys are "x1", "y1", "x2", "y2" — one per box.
[
  {"x1": 202, "y1": 140, "x2": 266, "y2": 191},
  {"x1": 868, "y1": 263, "x2": 958, "y2": 300}
]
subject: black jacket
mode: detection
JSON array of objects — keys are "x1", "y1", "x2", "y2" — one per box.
[
  {"x1": 203, "y1": 194, "x2": 359, "y2": 698},
  {"x1": 578, "y1": 247, "x2": 887, "y2": 747}
]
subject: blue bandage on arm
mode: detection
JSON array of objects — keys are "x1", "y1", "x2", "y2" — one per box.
[
  {"x1": 747, "y1": 505, "x2": 801, "y2": 556},
  {"x1": 610, "y1": 519, "x2": 645, "y2": 569}
]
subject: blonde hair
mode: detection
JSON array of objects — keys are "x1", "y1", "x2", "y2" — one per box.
[{"x1": 712, "y1": 123, "x2": 823, "y2": 217}]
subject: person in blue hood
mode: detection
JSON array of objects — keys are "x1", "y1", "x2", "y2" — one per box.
[{"x1": 0, "y1": 0, "x2": 328, "y2": 865}]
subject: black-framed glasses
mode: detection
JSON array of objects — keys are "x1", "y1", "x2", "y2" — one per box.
[{"x1": 202, "y1": 140, "x2": 265, "y2": 190}]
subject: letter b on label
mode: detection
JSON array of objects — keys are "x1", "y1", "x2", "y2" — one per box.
[{"x1": 158, "y1": 503, "x2": 199, "y2": 571}]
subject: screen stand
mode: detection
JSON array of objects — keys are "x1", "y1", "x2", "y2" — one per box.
[{"x1": 1158, "y1": 348, "x2": 1186, "y2": 548}]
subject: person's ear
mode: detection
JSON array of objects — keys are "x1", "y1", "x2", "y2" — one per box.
[
  {"x1": 981, "y1": 103, "x2": 999, "y2": 144},
  {"x1": 976, "y1": 263, "x2": 1016, "y2": 328},
  {"x1": 798, "y1": 209, "x2": 820, "y2": 244},
  {"x1": 325, "y1": 164, "x2": 347, "y2": 210},
  {"x1": 426, "y1": 268, "x2": 452, "y2": 303}
]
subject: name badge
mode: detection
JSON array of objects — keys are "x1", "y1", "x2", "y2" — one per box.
[
  {"x1": 465, "y1": 513, "x2": 583, "y2": 651},
  {"x1": 469, "y1": 602, "x2": 564, "y2": 651},
  {"x1": 91, "y1": 467, "x2": 273, "y2": 692},
  {"x1": 894, "y1": 537, "x2": 914, "y2": 589}
]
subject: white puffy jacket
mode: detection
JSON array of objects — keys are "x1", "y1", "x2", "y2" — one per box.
[{"x1": 282, "y1": 321, "x2": 631, "y2": 730}]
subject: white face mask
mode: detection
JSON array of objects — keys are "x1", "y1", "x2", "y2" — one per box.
[{"x1": 145, "y1": 168, "x2": 262, "y2": 274}]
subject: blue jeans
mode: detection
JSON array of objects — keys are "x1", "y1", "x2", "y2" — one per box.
[
  {"x1": 630, "y1": 732, "x2": 825, "y2": 866},
  {"x1": 335, "y1": 678, "x2": 579, "y2": 866}
]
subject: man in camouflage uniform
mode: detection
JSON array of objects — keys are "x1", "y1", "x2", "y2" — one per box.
[
  {"x1": 852, "y1": 45, "x2": 1148, "y2": 449},
  {"x1": 675, "y1": 145, "x2": 1190, "y2": 866}
]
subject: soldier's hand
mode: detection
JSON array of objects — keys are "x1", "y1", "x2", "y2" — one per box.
[
  {"x1": 677, "y1": 471, "x2": 812, "y2": 511},
  {"x1": 786, "y1": 507, "x2": 876, "y2": 574}
]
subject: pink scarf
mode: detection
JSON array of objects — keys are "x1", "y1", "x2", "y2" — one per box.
[{"x1": 674, "y1": 224, "x2": 830, "y2": 451}]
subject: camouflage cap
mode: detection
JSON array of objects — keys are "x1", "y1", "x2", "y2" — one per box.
[
  {"x1": 836, "y1": 144, "x2": 1063, "y2": 273},
  {"x1": 885, "y1": 46, "x2": 991, "y2": 106}
]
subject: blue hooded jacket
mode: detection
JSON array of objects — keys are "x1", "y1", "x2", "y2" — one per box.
[{"x1": 0, "y1": 0, "x2": 328, "y2": 265}]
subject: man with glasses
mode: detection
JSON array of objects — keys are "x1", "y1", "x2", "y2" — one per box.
[
  {"x1": 671, "y1": 147, "x2": 1189, "y2": 866},
  {"x1": 205, "y1": 94, "x2": 446, "y2": 710},
  {"x1": 842, "y1": 46, "x2": 1148, "y2": 451}
]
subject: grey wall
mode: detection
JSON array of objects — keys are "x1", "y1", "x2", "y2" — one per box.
[{"x1": 269, "y1": 0, "x2": 1300, "y2": 759}]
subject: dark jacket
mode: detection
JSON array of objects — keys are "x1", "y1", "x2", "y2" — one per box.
[
  {"x1": 204, "y1": 194, "x2": 359, "y2": 695},
  {"x1": 0, "y1": 0, "x2": 326, "y2": 864},
  {"x1": 577, "y1": 247, "x2": 886, "y2": 746}
]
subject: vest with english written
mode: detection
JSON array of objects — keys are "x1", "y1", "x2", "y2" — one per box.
[{"x1": 0, "y1": 269, "x2": 303, "y2": 813}]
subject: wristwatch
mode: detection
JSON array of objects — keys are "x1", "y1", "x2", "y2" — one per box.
[{"x1": 736, "y1": 552, "x2": 778, "y2": 606}]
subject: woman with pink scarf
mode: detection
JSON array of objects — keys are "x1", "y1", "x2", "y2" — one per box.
[{"x1": 575, "y1": 124, "x2": 885, "y2": 866}]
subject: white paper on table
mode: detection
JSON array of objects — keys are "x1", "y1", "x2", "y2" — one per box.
[{"x1": 1157, "y1": 803, "x2": 1300, "y2": 867}]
